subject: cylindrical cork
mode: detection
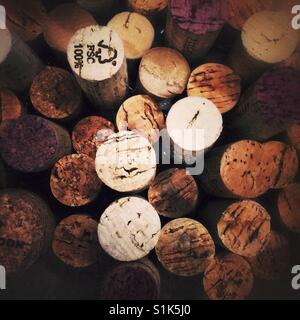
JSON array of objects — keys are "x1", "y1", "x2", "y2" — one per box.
[
  {"x1": 0, "y1": 29, "x2": 44, "y2": 94},
  {"x1": 0, "y1": 0, "x2": 47, "y2": 46},
  {"x1": 148, "y1": 168, "x2": 199, "y2": 218},
  {"x1": 0, "y1": 159, "x2": 6, "y2": 189},
  {"x1": 281, "y1": 52, "x2": 300, "y2": 72},
  {"x1": 0, "y1": 88, "x2": 24, "y2": 124},
  {"x1": 107, "y1": 12, "x2": 155, "y2": 61},
  {"x1": 165, "y1": 0, "x2": 228, "y2": 62},
  {"x1": 139, "y1": 47, "x2": 190, "y2": 100},
  {"x1": 95, "y1": 131, "x2": 157, "y2": 193},
  {"x1": 203, "y1": 253, "x2": 254, "y2": 300},
  {"x1": 52, "y1": 214, "x2": 99, "y2": 268},
  {"x1": 278, "y1": 183, "x2": 300, "y2": 233},
  {"x1": 30, "y1": 66, "x2": 82, "y2": 121},
  {"x1": 67, "y1": 25, "x2": 128, "y2": 110},
  {"x1": 287, "y1": 123, "x2": 300, "y2": 151},
  {"x1": 77, "y1": 0, "x2": 118, "y2": 20},
  {"x1": 0, "y1": 115, "x2": 72, "y2": 173},
  {"x1": 72, "y1": 116, "x2": 115, "y2": 159},
  {"x1": 128, "y1": 0, "x2": 168, "y2": 19},
  {"x1": 166, "y1": 97, "x2": 223, "y2": 163},
  {"x1": 227, "y1": 0, "x2": 273, "y2": 31},
  {"x1": 44, "y1": 3, "x2": 96, "y2": 56},
  {"x1": 228, "y1": 11, "x2": 298, "y2": 83},
  {"x1": 98, "y1": 196, "x2": 161, "y2": 262},
  {"x1": 247, "y1": 231, "x2": 290, "y2": 280},
  {"x1": 262, "y1": 141, "x2": 298, "y2": 189},
  {"x1": 155, "y1": 218, "x2": 215, "y2": 277},
  {"x1": 199, "y1": 140, "x2": 273, "y2": 199},
  {"x1": 187, "y1": 63, "x2": 241, "y2": 114},
  {"x1": 101, "y1": 259, "x2": 160, "y2": 300},
  {"x1": 229, "y1": 67, "x2": 300, "y2": 140},
  {"x1": 0, "y1": 189, "x2": 54, "y2": 275},
  {"x1": 50, "y1": 154, "x2": 102, "y2": 207},
  {"x1": 116, "y1": 95, "x2": 165, "y2": 144}
]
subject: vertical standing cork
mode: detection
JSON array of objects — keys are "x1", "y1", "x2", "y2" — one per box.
[
  {"x1": 128, "y1": 0, "x2": 168, "y2": 19},
  {"x1": 52, "y1": 214, "x2": 99, "y2": 268},
  {"x1": 98, "y1": 196, "x2": 161, "y2": 262},
  {"x1": 67, "y1": 25, "x2": 128, "y2": 110},
  {"x1": 95, "y1": 131, "x2": 157, "y2": 193},
  {"x1": 72, "y1": 116, "x2": 115, "y2": 159},
  {"x1": 50, "y1": 154, "x2": 102, "y2": 207},
  {"x1": 287, "y1": 123, "x2": 300, "y2": 151},
  {"x1": 0, "y1": 189, "x2": 54, "y2": 275},
  {"x1": 101, "y1": 259, "x2": 160, "y2": 300},
  {"x1": 107, "y1": 12, "x2": 155, "y2": 61},
  {"x1": 116, "y1": 95, "x2": 165, "y2": 144},
  {"x1": 203, "y1": 253, "x2": 254, "y2": 300},
  {"x1": 139, "y1": 47, "x2": 190, "y2": 100},
  {"x1": 77, "y1": 0, "x2": 117, "y2": 21},
  {"x1": 247, "y1": 231, "x2": 290, "y2": 280},
  {"x1": 155, "y1": 218, "x2": 215, "y2": 277},
  {"x1": 165, "y1": 0, "x2": 228, "y2": 62},
  {"x1": 0, "y1": 29, "x2": 44, "y2": 94},
  {"x1": 148, "y1": 168, "x2": 199, "y2": 218},
  {"x1": 277, "y1": 183, "x2": 300, "y2": 233},
  {"x1": 228, "y1": 11, "x2": 298, "y2": 83},
  {"x1": 187, "y1": 63, "x2": 241, "y2": 114},
  {"x1": 44, "y1": 3, "x2": 96, "y2": 56},
  {"x1": 0, "y1": 88, "x2": 24, "y2": 124},
  {"x1": 229, "y1": 67, "x2": 300, "y2": 140},
  {"x1": 30, "y1": 66, "x2": 82, "y2": 121},
  {"x1": 0, "y1": 115, "x2": 72, "y2": 173}
]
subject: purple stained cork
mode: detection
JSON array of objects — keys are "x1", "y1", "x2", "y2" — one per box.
[{"x1": 0, "y1": 115, "x2": 72, "y2": 172}]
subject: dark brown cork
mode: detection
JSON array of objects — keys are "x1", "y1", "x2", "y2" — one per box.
[
  {"x1": 101, "y1": 259, "x2": 160, "y2": 300},
  {"x1": 30, "y1": 66, "x2": 82, "y2": 121},
  {"x1": 0, "y1": 159, "x2": 6, "y2": 189},
  {"x1": 247, "y1": 231, "x2": 290, "y2": 280},
  {"x1": 50, "y1": 154, "x2": 102, "y2": 207},
  {"x1": 72, "y1": 116, "x2": 116, "y2": 159},
  {"x1": 148, "y1": 168, "x2": 199, "y2": 218},
  {"x1": 155, "y1": 218, "x2": 215, "y2": 277},
  {"x1": 0, "y1": 115, "x2": 72, "y2": 173},
  {"x1": 0, "y1": 189, "x2": 54, "y2": 275},
  {"x1": 52, "y1": 214, "x2": 99, "y2": 268},
  {"x1": 203, "y1": 253, "x2": 254, "y2": 300},
  {"x1": 0, "y1": 88, "x2": 24, "y2": 125},
  {"x1": 287, "y1": 123, "x2": 300, "y2": 151}
]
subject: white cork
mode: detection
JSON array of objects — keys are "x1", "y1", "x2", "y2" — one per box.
[{"x1": 98, "y1": 196, "x2": 161, "y2": 262}]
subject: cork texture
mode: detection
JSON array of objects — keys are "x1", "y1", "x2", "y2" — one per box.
[
  {"x1": 128, "y1": 0, "x2": 168, "y2": 15},
  {"x1": 287, "y1": 123, "x2": 300, "y2": 151},
  {"x1": 0, "y1": 88, "x2": 24, "y2": 124}
]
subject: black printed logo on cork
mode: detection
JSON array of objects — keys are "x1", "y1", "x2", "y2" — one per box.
[{"x1": 0, "y1": 238, "x2": 30, "y2": 249}]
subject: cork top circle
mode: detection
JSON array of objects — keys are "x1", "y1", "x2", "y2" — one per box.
[
  {"x1": 129, "y1": 0, "x2": 168, "y2": 12},
  {"x1": 67, "y1": 25, "x2": 125, "y2": 81},
  {"x1": 0, "y1": 29, "x2": 12, "y2": 64}
]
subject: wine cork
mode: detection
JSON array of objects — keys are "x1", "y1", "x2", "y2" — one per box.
[
  {"x1": 52, "y1": 214, "x2": 99, "y2": 268},
  {"x1": 107, "y1": 12, "x2": 155, "y2": 60},
  {"x1": 287, "y1": 123, "x2": 300, "y2": 151},
  {"x1": 44, "y1": 3, "x2": 96, "y2": 55},
  {"x1": 72, "y1": 116, "x2": 115, "y2": 159},
  {"x1": 128, "y1": 0, "x2": 168, "y2": 18},
  {"x1": 166, "y1": 97, "x2": 223, "y2": 162},
  {"x1": 30, "y1": 66, "x2": 82, "y2": 121},
  {"x1": 98, "y1": 196, "x2": 161, "y2": 262},
  {"x1": 101, "y1": 259, "x2": 160, "y2": 300},
  {"x1": 0, "y1": 88, "x2": 24, "y2": 124},
  {"x1": 187, "y1": 63, "x2": 241, "y2": 114},
  {"x1": 139, "y1": 47, "x2": 190, "y2": 100},
  {"x1": 227, "y1": 0, "x2": 273, "y2": 31},
  {"x1": 229, "y1": 67, "x2": 300, "y2": 140},
  {"x1": 165, "y1": 0, "x2": 228, "y2": 61},
  {"x1": 203, "y1": 253, "x2": 253, "y2": 300},
  {"x1": 281, "y1": 52, "x2": 300, "y2": 72},
  {"x1": 0, "y1": 115, "x2": 72, "y2": 173},
  {"x1": 262, "y1": 141, "x2": 298, "y2": 189},
  {"x1": 247, "y1": 231, "x2": 290, "y2": 280},
  {"x1": 155, "y1": 218, "x2": 215, "y2": 277},
  {"x1": 95, "y1": 131, "x2": 156, "y2": 193},
  {"x1": 0, "y1": 29, "x2": 44, "y2": 94},
  {"x1": 228, "y1": 11, "x2": 298, "y2": 83},
  {"x1": 50, "y1": 154, "x2": 102, "y2": 207},
  {"x1": 278, "y1": 183, "x2": 300, "y2": 233},
  {"x1": 67, "y1": 25, "x2": 128, "y2": 110},
  {"x1": 77, "y1": 0, "x2": 118, "y2": 20},
  {"x1": 116, "y1": 95, "x2": 165, "y2": 144},
  {"x1": 199, "y1": 140, "x2": 273, "y2": 199},
  {"x1": 148, "y1": 168, "x2": 199, "y2": 218},
  {"x1": 0, "y1": 189, "x2": 54, "y2": 274}
]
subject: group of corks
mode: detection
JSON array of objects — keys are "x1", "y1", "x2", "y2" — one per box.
[{"x1": 0, "y1": 0, "x2": 300, "y2": 300}]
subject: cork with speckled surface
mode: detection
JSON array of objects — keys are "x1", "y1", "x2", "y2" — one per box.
[
  {"x1": 155, "y1": 218, "x2": 215, "y2": 277},
  {"x1": 0, "y1": 88, "x2": 24, "y2": 125},
  {"x1": 50, "y1": 154, "x2": 102, "y2": 207},
  {"x1": 128, "y1": 0, "x2": 168, "y2": 16}
]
